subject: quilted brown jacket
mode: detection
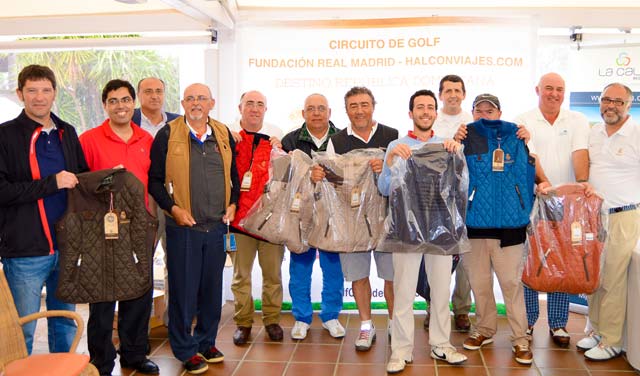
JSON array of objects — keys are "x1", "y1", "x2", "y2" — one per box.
[{"x1": 55, "y1": 169, "x2": 158, "y2": 303}]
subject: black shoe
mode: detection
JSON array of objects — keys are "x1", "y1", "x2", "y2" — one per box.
[
  {"x1": 233, "y1": 326, "x2": 252, "y2": 345},
  {"x1": 199, "y1": 345, "x2": 224, "y2": 363},
  {"x1": 120, "y1": 358, "x2": 160, "y2": 374},
  {"x1": 265, "y1": 323, "x2": 284, "y2": 341},
  {"x1": 183, "y1": 355, "x2": 208, "y2": 374}
]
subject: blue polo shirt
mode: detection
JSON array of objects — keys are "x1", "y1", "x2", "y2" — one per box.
[{"x1": 35, "y1": 126, "x2": 67, "y2": 250}]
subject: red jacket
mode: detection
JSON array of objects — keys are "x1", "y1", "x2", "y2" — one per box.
[
  {"x1": 231, "y1": 130, "x2": 274, "y2": 235},
  {"x1": 522, "y1": 184, "x2": 605, "y2": 294}
]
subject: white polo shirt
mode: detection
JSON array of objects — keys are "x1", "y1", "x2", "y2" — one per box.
[
  {"x1": 433, "y1": 110, "x2": 473, "y2": 139},
  {"x1": 514, "y1": 108, "x2": 589, "y2": 185},
  {"x1": 588, "y1": 116, "x2": 640, "y2": 208}
]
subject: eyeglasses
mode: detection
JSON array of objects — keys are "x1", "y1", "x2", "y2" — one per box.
[
  {"x1": 184, "y1": 95, "x2": 210, "y2": 103},
  {"x1": 600, "y1": 97, "x2": 626, "y2": 106},
  {"x1": 305, "y1": 106, "x2": 327, "y2": 113},
  {"x1": 106, "y1": 97, "x2": 133, "y2": 105},
  {"x1": 142, "y1": 89, "x2": 164, "y2": 95}
]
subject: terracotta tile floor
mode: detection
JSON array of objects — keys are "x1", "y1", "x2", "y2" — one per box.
[{"x1": 31, "y1": 301, "x2": 639, "y2": 375}]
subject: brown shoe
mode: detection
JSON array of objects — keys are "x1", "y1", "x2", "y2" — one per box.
[
  {"x1": 233, "y1": 326, "x2": 251, "y2": 346},
  {"x1": 423, "y1": 306, "x2": 430, "y2": 331},
  {"x1": 454, "y1": 314, "x2": 471, "y2": 332},
  {"x1": 512, "y1": 344, "x2": 533, "y2": 365},
  {"x1": 550, "y1": 327, "x2": 570, "y2": 348},
  {"x1": 463, "y1": 332, "x2": 493, "y2": 350},
  {"x1": 265, "y1": 323, "x2": 284, "y2": 341}
]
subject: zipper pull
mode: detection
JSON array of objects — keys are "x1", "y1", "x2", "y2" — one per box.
[{"x1": 469, "y1": 187, "x2": 477, "y2": 202}]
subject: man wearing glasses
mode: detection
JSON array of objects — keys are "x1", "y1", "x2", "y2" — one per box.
[
  {"x1": 79, "y1": 79, "x2": 159, "y2": 375},
  {"x1": 578, "y1": 83, "x2": 640, "y2": 361},
  {"x1": 149, "y1": 83, "x2": 239, "y2": 374},
  {"x1": 281, "y1": 93, "x2": 345, "y2": 341}
]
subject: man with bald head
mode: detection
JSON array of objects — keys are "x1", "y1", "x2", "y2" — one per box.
[
  {"x1": 281, "y1": 93, "x2": 345, "y2": 340},
  {"x1": 149, "y1": 83, "x2": 239, "y2": 374},
  {"x1": 514, "y1": 72, "x2": 590, "y2": 347},
  {"x1": 133, "y1": 77, "x2": 179, "y2": 137},
  {"x1": 229, "y1": 90, "x2": 287, "y2": 346}
]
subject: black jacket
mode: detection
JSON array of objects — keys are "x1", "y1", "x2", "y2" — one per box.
[
  {"x1": 281, "y1": 121, "x2": 340, "y2": 156},
  {"x1": 0, "y1": 110, "x2": 88, "y2": 258},
  {"x1": 383, "y1": 143, "x2": 468, "y2": 255}
]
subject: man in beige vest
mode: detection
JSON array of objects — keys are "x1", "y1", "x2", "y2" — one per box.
[{"x1": 148, "y1": 83, "x2": 239, "y2": 375}]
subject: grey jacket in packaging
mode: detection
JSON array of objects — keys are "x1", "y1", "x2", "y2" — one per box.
[
  {"x1": 240, "y1": 149, "x2": 314, "y2": 253},
  {"x1": 308, "y1": 148, "x2": 386, "y2": 253}
]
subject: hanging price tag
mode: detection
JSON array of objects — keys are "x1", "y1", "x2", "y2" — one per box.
[
  {"x1": 492, "y1": 148, "x2": 504, "y2": 172},
  {"x1": 240, "y1": 171, "x2": 253, "y2": 191},
  {"x1": 104, "y1": 192, "x2": 119, "y2": 239},
  {"x1": 290, "y1": 192, "x2": 302, "y2": 213},
  {"x1": 350, "y1": 186, "x2": 361, "y2": 208}
]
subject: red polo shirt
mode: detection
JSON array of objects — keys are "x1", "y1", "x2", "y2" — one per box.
[{"x1": 79, "y1": 119, "x2": 153, "y2": 208}]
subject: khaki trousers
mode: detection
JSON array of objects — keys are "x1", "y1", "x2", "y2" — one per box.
[
  {"x1": 462, "y1": 239, "x2": 528, "y2": 346},
  {"x1": 452, "y1": 263, "x2": 472, "y2": 315},
  {"x1": 588, "y1": 208, "x2": 640, "y2": 347},
  {"x1": 230, "y1": 233, "x2": 285, "y2": 327}
]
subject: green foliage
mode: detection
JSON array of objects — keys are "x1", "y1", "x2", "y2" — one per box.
[{"x1": 12, "y1": 49, "x2": 179, "y2": 134}]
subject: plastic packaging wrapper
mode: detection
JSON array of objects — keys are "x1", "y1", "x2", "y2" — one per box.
[
  {"x1": 307, "y1": 148, "x2": 386, "y2": 253},
  {"x1": 379, "y1": 143, "x2": 470, "y2": 255},
  {"x1": 240, "y1": 149, "x2": 314, "y2": 253},
  {"x1": 522, "y1": 183, "x2": 607, "y2": 294}
]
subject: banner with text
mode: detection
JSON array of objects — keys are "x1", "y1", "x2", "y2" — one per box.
[{"x1": 236, "y1": 24, "x2": 535, "y2": 135}]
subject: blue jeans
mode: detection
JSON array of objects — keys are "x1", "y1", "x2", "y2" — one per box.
[
  {"x1": 1, "y1": 252, "x2": 77, "y2": 354},
  {"x1": 166, "y1": 223, "x2": 227, "y2": 361},
  {"x1": 289, "y1": 249, "x2": 344, "y2": 324}
]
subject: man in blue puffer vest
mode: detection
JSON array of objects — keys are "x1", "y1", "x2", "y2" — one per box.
[{"x1": 453, "y1": 94, "x2": 551, "y2": 366}]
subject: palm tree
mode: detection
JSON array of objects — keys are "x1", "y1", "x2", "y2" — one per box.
[{"x1": 12, "y1": 47, "x2": 179, "y2": 134}]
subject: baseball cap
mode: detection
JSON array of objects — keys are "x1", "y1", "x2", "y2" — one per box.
[{"x1": 472, "y1": 93, "x2": 501, "y2": 110}]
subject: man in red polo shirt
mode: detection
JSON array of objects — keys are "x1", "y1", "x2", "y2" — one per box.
[{"x1": 79, "y1": 79, "x2": 158, "y2": 375}]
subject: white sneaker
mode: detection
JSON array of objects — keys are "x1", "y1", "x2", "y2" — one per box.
[
  {"x1": 322, "y1": 319, "x2": 345, "y2": 338},
  {"x1": 291, "y1": 321, "x2": 310, "y2": 340},
  {"x1": 386, "y1": 356, "x2": 412, "y2": 374},
  {"x1": 355, "y1": 326, "x2": 376, "y2": 351},
  {"x1": 584, "y1": 344, "x2": 622, "y2": 361},
  {"x1": 431, "y1": 346, "x2": 468, "y2": 365},
  {"x1": 577, "y1": 333, "x2": 602, "y2": 351}
]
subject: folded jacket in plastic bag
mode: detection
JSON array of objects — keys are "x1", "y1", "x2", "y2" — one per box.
[
  {"x1": 240, "y1": 149, "x2": 314, "y2": 253},
  {"x1": 522, "y1": 183, "x2": 607, "y2": 294},
  {"x1": 308, "y1": 148, "x2": 386, "y2": 253},
  {"x1": 380, "y1": 143, "x2": 470, "y2": 255}
]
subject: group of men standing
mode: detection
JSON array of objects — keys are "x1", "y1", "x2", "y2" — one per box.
[{"x1": 0, "y1": 63, "x2": 638, "y2": 376}]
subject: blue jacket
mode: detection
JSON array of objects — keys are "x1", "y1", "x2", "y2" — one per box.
[{"x1": 463, "y1": 119, "x2": 535, "y2": 228}]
